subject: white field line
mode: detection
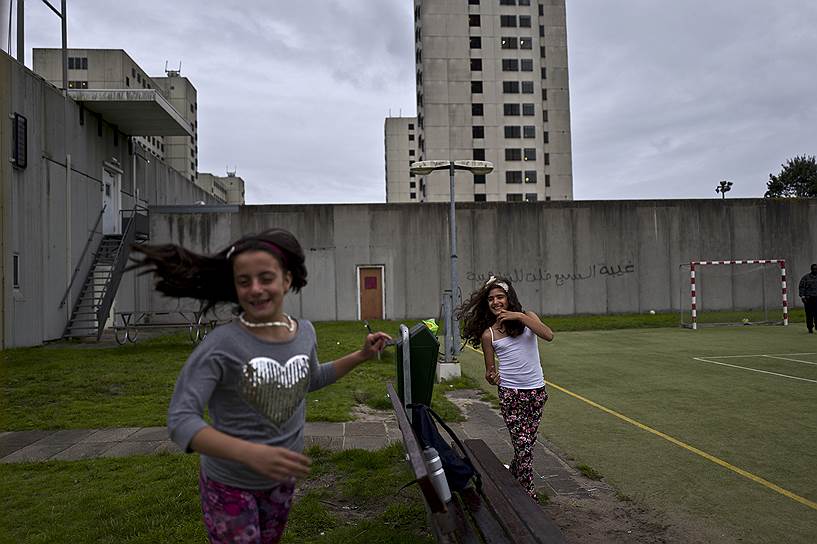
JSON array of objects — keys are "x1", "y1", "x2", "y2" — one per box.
[
  {"x1": 699, "y1": 352, "x2": 817, "y2": 359},
  {"x1": 691, "y1": 357, "x2": 817, "y2": 384},
  {"x1": 760, "y1": 355, "x2": 817, "y2": 366}
]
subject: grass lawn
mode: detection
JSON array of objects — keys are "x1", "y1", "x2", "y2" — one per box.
[
  {"x1": 460, "y1": 323, "x2": 816, "y2": 544},
  {"x1": 0, "y1": 319, "x2": 471, "y2": 430},
  {"x1": 0, "y1": 444, "x2": 432, "y2": 544}
]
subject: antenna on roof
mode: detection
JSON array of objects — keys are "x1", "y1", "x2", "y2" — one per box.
[
  {"x1": 226, "y1": 165, "x2": 236, "y2": 177},
  {"x1": 165, "y1": 60, "x2": 182, "y2": 77}
]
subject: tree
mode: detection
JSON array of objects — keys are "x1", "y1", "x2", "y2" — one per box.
[{"x1": 764, "y1": 155, "x2": 817, "y2": 198}]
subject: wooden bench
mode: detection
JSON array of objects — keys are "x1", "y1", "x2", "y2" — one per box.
[{"x1": 387, "y1": 383, "x2": 565, "y2": 543}]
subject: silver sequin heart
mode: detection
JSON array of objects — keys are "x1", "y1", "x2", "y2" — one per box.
[{"x1": 239, "y1": 355, "x2": 311, "y2": 426}]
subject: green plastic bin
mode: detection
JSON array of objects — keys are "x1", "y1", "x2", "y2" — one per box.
[{"x1": 395, "y1": 322, "x2": 440, "y2": 406}]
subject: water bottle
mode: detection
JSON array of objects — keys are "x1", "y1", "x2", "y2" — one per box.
[{"x1": 423, "y1": 447, "x2": 452, "y2": 503}]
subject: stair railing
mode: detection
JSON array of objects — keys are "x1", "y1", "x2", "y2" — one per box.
[
  {"x1": 95, "y1": 207, "x2": 140, "y2": 339},
  {"x1": 59, "y1": 205, "x2": 106, "y2": 309}
]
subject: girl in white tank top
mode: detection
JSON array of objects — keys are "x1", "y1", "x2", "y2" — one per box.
[{"x1": 456, "y1": 276, "x2": 555, "y2": 498}]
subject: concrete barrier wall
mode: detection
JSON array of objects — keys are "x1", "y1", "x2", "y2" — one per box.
[{"x1": 142, "y1": 199, "x2": 817, "y2": 321}]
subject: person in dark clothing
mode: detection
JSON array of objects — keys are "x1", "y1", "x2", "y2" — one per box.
[{"x1": 798, "y1": 264, "x2": 817, "y2": 333}]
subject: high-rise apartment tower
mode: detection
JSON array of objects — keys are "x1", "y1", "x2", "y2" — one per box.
[{"x1": 410, "y1": 0, "x2": 572, "y2": 202}]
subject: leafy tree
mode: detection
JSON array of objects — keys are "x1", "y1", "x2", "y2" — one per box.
[{"x1": 764, "y1": 154, "x2": 817, "y2": 197}]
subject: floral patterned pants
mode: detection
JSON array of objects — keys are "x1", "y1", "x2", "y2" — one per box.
[
  {"x1": 497, "y1": 385, "x2": 549, "y2": 497},
  {"x1": 199, "y1": 469, "x2": 295, "y2": 544}
]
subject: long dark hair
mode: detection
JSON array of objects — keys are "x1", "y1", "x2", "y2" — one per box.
[
  {"x1": 129, "y1": 228, "x2": 307, "y2": 313},
  {"x1": 456, "y1": 276, "x2": 524, "y2": 348}
]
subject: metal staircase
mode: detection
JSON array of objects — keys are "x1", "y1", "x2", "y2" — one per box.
[{"x1": 62, "y1": 208, "x2": 141, "y2": 340}]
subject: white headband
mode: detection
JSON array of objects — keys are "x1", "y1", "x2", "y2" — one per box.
[{"x1": 485, "y1": 275, "x2": 509, "y2": 292}]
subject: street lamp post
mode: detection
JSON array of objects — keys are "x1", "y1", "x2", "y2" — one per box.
[
  {"x1": 715, "y1": 180, "x2": 733, "y2": 199},
  {"x1": 410, "y1": 160, "x2": 494, "y2": 372}
]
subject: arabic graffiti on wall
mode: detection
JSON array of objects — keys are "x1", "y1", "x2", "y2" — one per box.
[{"x1": 466, "y1": 261, "x2": 636, "y2": 287}]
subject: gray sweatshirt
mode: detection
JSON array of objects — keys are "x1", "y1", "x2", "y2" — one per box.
[{"x1": 167, "y1": 319, "x2": 337, "y2": 490}]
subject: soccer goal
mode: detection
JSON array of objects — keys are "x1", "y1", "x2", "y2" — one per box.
[{"x1": 679, "y1": 260, "x2": 789, "y2": 329}]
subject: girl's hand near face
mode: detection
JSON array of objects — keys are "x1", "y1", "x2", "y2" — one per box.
[
  {"x1": 495, "y1": 309, "x2": 524, "y2": 326},
  {"x1": 361, "y1": 332, "x2": 392, "y2": 360}
]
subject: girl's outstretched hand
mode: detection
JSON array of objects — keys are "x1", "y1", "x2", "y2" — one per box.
[
  {"x1": 361, "y1": 332, "x2": 392, "y2": 359},
  {"x1": 242, "y1": 443, "x2": 311, "y2": 481}
]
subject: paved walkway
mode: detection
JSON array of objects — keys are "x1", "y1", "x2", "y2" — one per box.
[{"x1": 0, "y1": 390, "x2": 591, "y2": 499}]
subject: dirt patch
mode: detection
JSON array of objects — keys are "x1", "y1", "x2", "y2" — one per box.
[{"x1": 349, "y1": 404, "x2": 395, "y2": 423}]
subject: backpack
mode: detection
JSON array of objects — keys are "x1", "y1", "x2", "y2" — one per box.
[{"x1": 409, "y1": 403, "x2": 482, "y2": 493}]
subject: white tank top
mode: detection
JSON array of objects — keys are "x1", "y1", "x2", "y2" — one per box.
[{"x1": 491, "y1": 326, "x2": 545, "y2": 389}]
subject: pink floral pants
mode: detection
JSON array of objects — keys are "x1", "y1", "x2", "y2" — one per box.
[
  {"x1": 199, "y1": 469, "x2": 295, "y2": 544},
  {"x1": 497, "y1": 385, "x2": 548, "y2": 497}
]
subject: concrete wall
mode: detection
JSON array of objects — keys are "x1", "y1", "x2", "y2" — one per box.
[
  {"x1": 142, "y1": 199, "x2": 817, "y2": 322},
  {"x1": 0, "y1": 52, "x2": 219, "y2": 348}
]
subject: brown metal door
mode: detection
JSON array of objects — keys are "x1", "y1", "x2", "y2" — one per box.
[{"x1": 359, "y1": 267, "x2": 383, "y2": 320}]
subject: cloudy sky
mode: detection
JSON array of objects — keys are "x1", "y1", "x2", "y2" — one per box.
[{"x1": 11, "y1": 0, "x2": 817, "y2": 203}]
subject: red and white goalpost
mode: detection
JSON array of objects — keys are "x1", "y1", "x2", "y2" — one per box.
[{"x1": 686, "y1": 259, "x2": 788, "y2": 330}]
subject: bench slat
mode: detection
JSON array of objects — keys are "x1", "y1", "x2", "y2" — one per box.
[
  {"x1": 458, "y1": 487, "x2": 512, "y2": 544},
  {"x1": 387, "y1": 383, "x2": 446, "y2": 514},
  {"x1": 464, "y1": 439, "x2": 566, "y2": 544}
]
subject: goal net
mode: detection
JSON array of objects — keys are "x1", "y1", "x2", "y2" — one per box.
[{"x1": 679, "y1": 260, "x2": 789, "y2": 329}]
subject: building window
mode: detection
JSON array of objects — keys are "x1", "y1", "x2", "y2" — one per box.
[
  {"x1": 544, "y1": 152, "x2": 550, "y2": 165},
  {"x1": 410, "y1": 192, "x2": 417, "y2": 199},
  {"x1": 545, "y1": 196, "x2": 551, "y2": 201},
  {"x1": 520, "y1": 37, "x2": 532, "y2": 49},
  {"x1": 541, "y1": 67, "x2": 547, "y2": 79},
  {"x1": 504, "y1": 126, "x2": 521, "y2": 138},
  {"x1": 539, "y1": 4, "x2": 544, "y2": 15},
  {"x1": 542, "y1": 88, "x2": 548, "y2": 100},
  {"x1": 540, "y1": 24, "x2": 545, "y2": 37},
  {"x1": 474, "y1": 193, "x2": 487, "y2": 202},
  {"x1": 469, "y1": 0, "x2": 480, "y2": 4},
  {"x1": 470, "y1": 58, "x2": 483, "y2": 71},
  {"x1": 502, "y1": 58, "x2": 519, "y2": 71},
  {"x1": 470, "y1": 36, "x2": 482, "y2": 49},
  {"x1": 469, "y1": 14, "x2": 481, "y2": 26},
  {"x1": 519, "y1": 15, "x2": 531, "y2": 28},
  {"x1": 409, "y1": 134, "x2": 415, "y2": 141},
  {"x1": 472, "y1": 103, "x2": 484, "y2": 116},
  {"x1": 545, "y1": 174, "x2": 551, "y2": 187},
  {"x1": 502, "y1": 81, "x2": 520, "y2": 93},
  {"x1": 408, "y1": 123, "x2": 414, "y2": 129},
  {"x1": 525, "y1": 193, "x2": 538, "y2": 202},
  {"x1": 521, "y1": 58, "x2": 533, "y2": 72},
  {"x1": 522, "y1": 103, "x2": 535, "y2": 116},
  {"x1": 523, "y1": 125, "x2": 536, "y2": 138},
  {"x1": 500, "y1": 15, "x2": 517, "y2": 27},
  {"x1": 540, "y1": 45, "x2": 546, "y2": 58},
  {"x1": 474, "y1": 174, "x2": 486, "y2": 184},
  {"x1": 542, "y1": 109, "x2": 548, "y2": 122},
  {"x1": 523, "y1": 148, "x2": 536, "y2": 161},
  {"x1": 125, "y1": 76, "x2": 130, "y2": 87},
  {"x1": 525, "y1": 171, "x2": 537, "y2": 183},
  {"x1": 503, "y1": 103, "x2": 520, "y2": 116},
  {"x1": 501, "y1": 37, "x2": 518, "y2": 49},
  {"x1": 543, "y1": 131, "x2": 549, "y2": 144},
  {"x1": 505, "y1": 148, "x2": 522, "y2": 161},
  {"x1": 471, "y1": 81, "x2": 484, "y2": 94},
  {"x1": 473, "y1": 148, "x2": 486, "y2": 160},
  {"x1": 13, "y1": 254, "x2": 20, "y2": 288},
  {"x1": 519, "y1": 0, "x2": 530, "y2": 4},
  {"x1": 410, "y1": 181, "x2": 416, "y2": 188},
  {"x1": 500, "y1": 0, "x2": 516, "y2": 5},
  {"x1": 506, "y1": 171, "x2": 523, "y2": 184},
  {"x1": 521, "y1": 81, "x2": 534, "y2": 93},
  {"x1": 507, "y1": 193, "x2": 523, "y2": 202},
  {"x1": 409, "y1": 149, "x2": 416, "y2": 156},
  {"x1": 473, "y1": 126, "x2": 485, "y2": 139}
]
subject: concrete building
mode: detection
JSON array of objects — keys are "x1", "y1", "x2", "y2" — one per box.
[
  {"x1": 1, "y1": 50, "x2": 220, "y2": 348},
  {"x1": 410, "y1": 0, "x2": 573, "y2": 203},
  {"x1": 385, "y1": 117, "x2": 419, "y2": 202},
  {"x1": 32, "y1": 49, "x2": 198, "y2": 183},
  {"x1": 198, "y1": 171, "x2": 246, "y2": 205}
]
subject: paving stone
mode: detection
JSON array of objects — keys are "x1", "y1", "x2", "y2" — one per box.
[
  {"x1": 154, "y1": 441, "x2": 183, "y2": 454},
  {"x1": 101, "y1": 441, "x2": 164, "y2": 457},
  {"x1": 129, "y1": 427, "x2": 168, "y2": 441},
  {"x1": 305, "y1": 436, "x2": 343, "y2": 450},
  {"x1": 81, "y1": 428, "x2": 141, "y2": 443},
  {"x1": 38, "y1": 429, "x2": 96, "y2": 445},
  {"x1": 1, "y1": 443, "x2": 68, "y2": 463},
  {"x1": 344, "y1": 421, "x2": 386, "y2": 436},
  {"x1": 0, "y1": 430, "x2": 53, "y2": 449},
  {"x1": 51, "y1": 442, "x2": 115, "y2": 461},
  {"x1": 304, "y1": 422, "x2": 344, "y2": 437},
  {"x1": 343, "y1": 436, "x2": 388, "y2": 450}
]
